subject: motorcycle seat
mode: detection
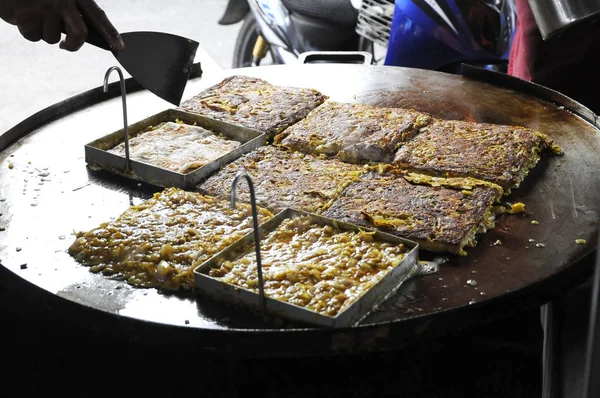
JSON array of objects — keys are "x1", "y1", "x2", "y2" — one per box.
[{"x1": 281, "y1": 0, "x2": 358, "y2": 27}]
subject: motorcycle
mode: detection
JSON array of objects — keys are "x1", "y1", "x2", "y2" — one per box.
[
  {"x1": 219, "y1": 0, "x2": 371, "y2": 67},
  {"x1": 219, "y1": 0, "x2": 516, "y2": 73}
]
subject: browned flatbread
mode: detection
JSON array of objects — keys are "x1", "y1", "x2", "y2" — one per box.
[
  {"x1": 322, "y1": 170, "x2": 504, "y2": 255},
  {"x1": 198, "y1": 145, "x2": 367, "y2": 214},
  {"x1": 274, "y1": 100, "x2": 433, "y2": 164},
  {"x1": 393, "y1": 119, "x2": 560, "y2": 192},
  {"x1": 179, "y1": 75, "x2": 328, "y2": 138}
]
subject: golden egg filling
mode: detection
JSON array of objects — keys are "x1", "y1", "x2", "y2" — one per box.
[
  {"x1": 68, "y1": 188, "x2": 273, "y2": 290},
  {"x1": 207, "y1": 215, "x2": 409, "y2": 317}
]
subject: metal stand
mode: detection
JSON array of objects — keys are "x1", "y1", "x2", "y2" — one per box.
[
  {"x1": 231, "y1": 171, "x2": 266, "y2": 316},
  {"x1": 103, "y1": 66, "x2": 131, "y2": 171},
  {"x1": 541, "y1": 246, "x2": 599, "y2": 398},
  {"x1": 541, "y1": 301, "x2": 562, "y2": 398},
  {"x1": 584, "y1": 240, "x2": 600, "y2": 398}
]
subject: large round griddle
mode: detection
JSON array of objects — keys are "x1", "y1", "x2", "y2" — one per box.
[{"x1": 0, "y1": 64, "x2": 598, "y2": 357}]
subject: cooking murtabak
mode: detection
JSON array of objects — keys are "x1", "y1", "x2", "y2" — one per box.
[
  {"x1": 273, "y1": 100, "x2": 433, "y2": 164},
  {"x1": 393, "y1": 119, "x2": 562, "y2": 192},
  {"x1": 68, "y1": 188, "x2": 273, "y2": 290},
  {"x1": 207, "y1": 215, "x2": 410, "y2": 317},
  {"x1": 179, "y1": 75, "x2": 328, "y2": 138},
  {"x1": 322, "y1": 170, "x2": 504, "y2": 256},
  {"x1": 198, "y1": 145, "x2": 367, "y2": 214},
  {"x1": 107, "y1": 121, "x2": 241, "y2": 174}
]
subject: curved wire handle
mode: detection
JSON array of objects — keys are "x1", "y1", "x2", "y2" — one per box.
[
  {"x1": 231, "y1": 171, "x2": 265, "y2": 316},
  {"x1": 103, "y1": 66, "x2": 130, "y2": 171}
]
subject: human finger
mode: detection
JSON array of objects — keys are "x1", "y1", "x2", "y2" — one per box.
[
  {"x1": 59, "y1": 6, "x2": 88, "y2": 52},
  {"x1": 42, "y1": 14, "x2": 62, "y2": 45},
  {"x1": 14, "y1": 8, "x2": 44, "y2": 42},
  {"x1": 77, "y1": 0, "x2": 124, "y2": 51},
  {"x1": 18, "y1": 21, "x2": 43, "y2": 42}
]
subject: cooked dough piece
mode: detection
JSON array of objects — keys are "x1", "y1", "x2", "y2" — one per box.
[
  {"x1": 108, "y1": 122, "x2": 241, "y2": 174},
  {"x1": 274, "y1": 101, "x2": 433, "y2": 163},
  {"x1": 323, "y1": 170, "x2": 504, "y2": 256},
  {"x1": 179, "y1": 75, "x2": 328, "y2": 138},
  {"x1": 208, "y1": 215, "x2": 410, "y2": 317},
  {"x1": 68, "y1": 188, "x2": 273, "y2": 290},
  {"x1": 393, "y1": 119, "x2": 560, "y2": 192},
  {"x1": 198, "y1": 145, "x2": 367, "y2": 214}
]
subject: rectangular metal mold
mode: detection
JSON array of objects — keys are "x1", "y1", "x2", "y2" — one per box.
[
  {"x1": 84, "y1": 108, "x2": 266, "y2": 189},
  {"x1": 193, "y1": 208, "x2": 420, "y2": 328}
]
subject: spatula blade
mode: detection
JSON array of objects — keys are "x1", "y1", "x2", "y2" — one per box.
[{"x1": 115, "y1": 32, "x2": 199, "y2": 106}]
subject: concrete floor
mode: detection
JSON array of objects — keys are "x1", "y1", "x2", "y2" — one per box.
[{"x1": 0, "y1": 0, "x2": 239, "y2": 134}]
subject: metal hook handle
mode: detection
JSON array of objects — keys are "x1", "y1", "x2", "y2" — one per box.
[
  {"x1": 231, "y1": 171, "x2": 265, "y2": 316},
  {"x1": 103, "y1": 66, "x2": 130, "y2": 171}
]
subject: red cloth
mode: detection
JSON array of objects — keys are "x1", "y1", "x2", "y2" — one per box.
[
  {"x1": 507, "y1": 0, "x2": 538, "y2": 81},
  {"x1": 508, "y1": 0, "x2": 600, "y2": 113}
]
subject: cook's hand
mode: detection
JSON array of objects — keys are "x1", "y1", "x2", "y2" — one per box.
[{"x1": 0, "y1": 0, "x2": 124, "y2": 52}]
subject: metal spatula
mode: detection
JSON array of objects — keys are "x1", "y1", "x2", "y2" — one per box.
[{"x1": 73, "y1": 26, "x2": 199, "y2": 106}]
